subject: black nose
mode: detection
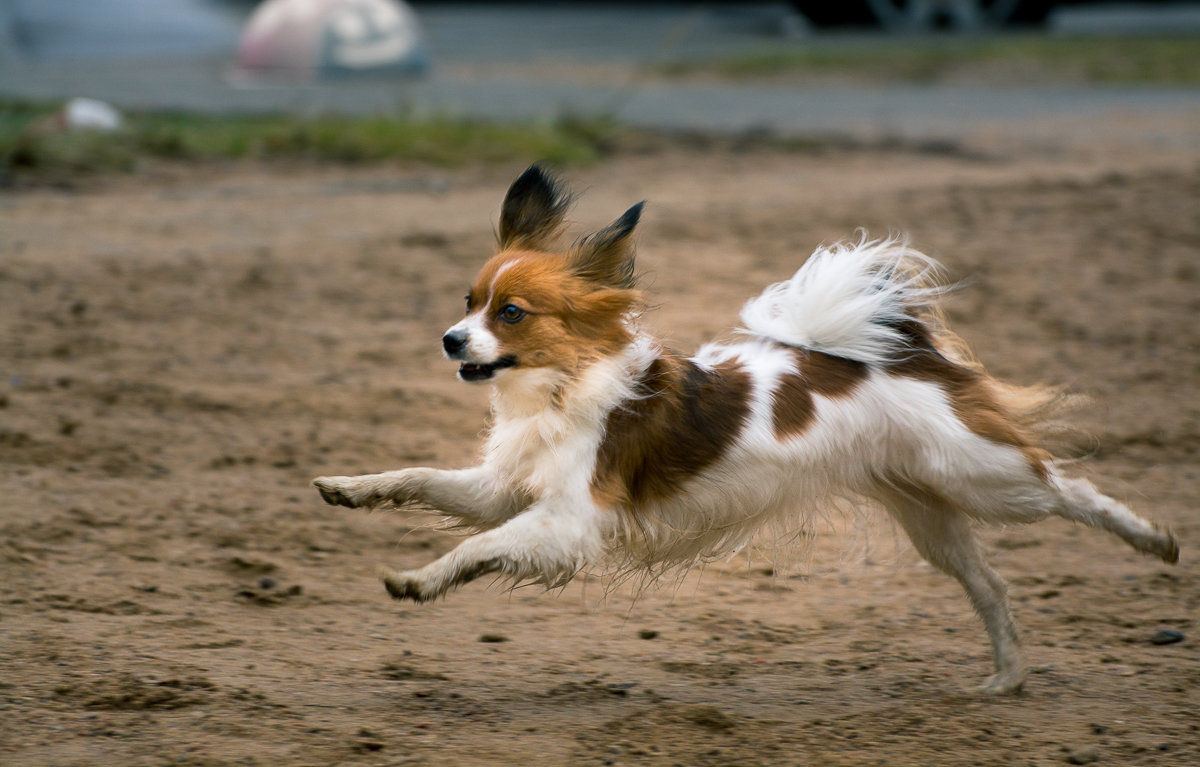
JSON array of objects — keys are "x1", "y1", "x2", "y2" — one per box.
[{"x1": 442, "y1": 330, "x2": 468, "y2": 356}]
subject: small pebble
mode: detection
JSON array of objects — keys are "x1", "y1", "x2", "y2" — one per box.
[
  {"x1": 354, "y1": 740, "x2": 384, "y2": 752},
  {"x1": 259, "y1": 577, "x2": 277, "y2": 590},
  {"x1": 638, "y1": 629, "x2": 659, "y2": 640},
  {"x1": 479, "y1": 633, "x2": 509, "y2": 643},
  {"x1": 1149, "y1": 629, "x2": 1184, "y2": 646}
]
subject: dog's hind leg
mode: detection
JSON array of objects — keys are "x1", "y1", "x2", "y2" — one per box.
[
  {"x1": 877, "y1": 485, "x2": 1026, "y2": 695},
  {"x1": 1048, "y1": 472, "x2": 1179, "y2": 564}
]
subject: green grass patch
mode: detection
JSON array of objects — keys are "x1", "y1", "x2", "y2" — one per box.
[
  {"x1": 0, "y1": 98, "x2": 624, "y2": 183},
  {"x1": 656, "y1": 36, "x2": 1200, "y2": 85}
]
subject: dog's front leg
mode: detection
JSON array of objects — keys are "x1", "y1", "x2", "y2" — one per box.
[
  {"x1": 381, "y1": 499, "x2": 607, "y2": 602},
  {"x1": 313, "y1": 467, "x2": 526, "y2": 528}
]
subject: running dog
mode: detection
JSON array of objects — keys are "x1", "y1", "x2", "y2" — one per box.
[{"x1": 315, "y1": 165, "x2": 1179, "y2": 694}]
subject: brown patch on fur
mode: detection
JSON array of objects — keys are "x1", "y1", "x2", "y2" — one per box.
[
  {"x1": 884, "y1": 317, "x2": 939, "y2": 353},
  {"x1": 773, "y1": 349, "x2": 869, "y2": 440},
  {"x1": 592, "y1": 355, "x2": 751, "y2": 509},
  {"x1": 891, "y1": 348, "x2": 1051, "y2": 479},
  {"x1": 569, "y1": 202, "x2": 642, "y2": 289},
  {"x1": 467, "y1": 250, "x2": 640, "y2": 373}
]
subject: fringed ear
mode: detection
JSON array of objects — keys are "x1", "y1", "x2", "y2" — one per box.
[
  {"x1": 561, "y1": 287, "x2": 640, "y2": 345},
  {"x1": 570, "y1": 202, "x2": 644, "y2": 289},
  {"x1": 498, "y1": 164, "x2": 572, "y2": 250}
]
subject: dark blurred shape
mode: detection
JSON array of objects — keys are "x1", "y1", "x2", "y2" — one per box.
[{"x1": 793, "y1": 0, "x2": 1092, "y2": 31}]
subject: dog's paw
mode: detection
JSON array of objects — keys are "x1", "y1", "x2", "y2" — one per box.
[
  {"x1": 313, "y1": 477, "x2": 361, "y2": 508},
  {"x1": 382, "y1": 570, "x2": 435, "y2": 603},
  {"x1": 1161, "y1": 527, "x2": 1180, "y2": 565},
  {"x1": 980, "y1": 669, "x2": 1026, "y2": 696}
]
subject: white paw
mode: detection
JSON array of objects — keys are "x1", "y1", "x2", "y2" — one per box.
[
  {"x1": 382, "y1": 570, "x2": 436, "y2": 603},
  {"x1": 981, "y1": 669, "x2": 1026, "y2": 695},
  {"x1": 313, "y1": 476, "x2": 364, "y2": 508},
  {"x1": 1160, "y1": 528, "x2": 1180, "y2": 564}
]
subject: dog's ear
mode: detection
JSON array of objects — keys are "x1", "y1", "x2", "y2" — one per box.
[
  {"x1": 498, "y1": 164, "x2": 572, "y2": 250},
  {"x1": 570, "y1": 202, "x2": 643, "y2": 290}
]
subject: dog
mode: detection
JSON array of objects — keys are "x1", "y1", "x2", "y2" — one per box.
[{"x1": 314, "y1": 165, "x2": 1179, "y2": 694}]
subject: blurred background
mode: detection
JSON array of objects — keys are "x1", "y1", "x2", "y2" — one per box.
[
  {"x1": 1, "y1": 1, "x2": 1199, "y2": 145},
  {"x1": 4, "y1": 1, "x2": 1200, "y2": 66}
]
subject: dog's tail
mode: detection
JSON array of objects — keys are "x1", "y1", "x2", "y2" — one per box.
[
  {"x1": 739, "y1": 233, "x2": 949, "y2": 364},
  {"x1": 740, "y1": 232, "x2": 1084, "y2": 456}
]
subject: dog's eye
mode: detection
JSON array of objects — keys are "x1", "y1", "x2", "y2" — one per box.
[
  {"x1": 499, "y1": 304, "x2": 526, "y2": 324},
  {"x1": 464, "y1": 294, "x2": 472, "y2": 313}
]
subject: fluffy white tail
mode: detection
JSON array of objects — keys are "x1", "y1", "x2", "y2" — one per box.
[{"x1": 739, "y1": 235, "x2": 950, "y2": 364}]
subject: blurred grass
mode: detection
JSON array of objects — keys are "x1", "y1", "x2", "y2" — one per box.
[
  {"x1": 0, "y1": 100, "x2": 623, "y2": 183},
  {"x1": 656, "y1": 36, "x2": 1200, "y2": 85},
  {"x1": 3, "y1": 35, "x2": 1197, "y2": 183}
]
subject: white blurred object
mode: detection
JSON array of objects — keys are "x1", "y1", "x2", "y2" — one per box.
[
  {"x1": 63, "y1": 97, "x2": 123, "y2": 131},
  {"x1": 233, "y1": 0, "x2": 428, "y2": 80}
]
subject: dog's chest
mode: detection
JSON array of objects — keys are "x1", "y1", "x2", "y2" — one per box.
[
  {"x1": 484, "y1": 347, "x2": 654, "y2": 500},
  {"x1": 485, "y1": 407, "x2": 606, "y2": 498}
]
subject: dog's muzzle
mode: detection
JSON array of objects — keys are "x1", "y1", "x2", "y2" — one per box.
[{"x1": 442, "y1": 329, "x2": 516, "y2": 381}]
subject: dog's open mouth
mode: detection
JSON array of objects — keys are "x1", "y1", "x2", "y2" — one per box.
[{"x1": 458, "y1": 356, "x2": 517, "y2": 382}]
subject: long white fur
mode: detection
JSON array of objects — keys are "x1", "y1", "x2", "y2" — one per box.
[{"x1": 738, "y1": 234, "x2": 948, "y2": 364}]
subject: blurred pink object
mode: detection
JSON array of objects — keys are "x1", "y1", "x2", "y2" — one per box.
[{"x1": 234, "y1": 0, "x2": 428, "y2": 80}]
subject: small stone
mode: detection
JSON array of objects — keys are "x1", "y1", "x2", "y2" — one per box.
[
  {"x1": 638, "y1": 629, "x2": 659, "y2": 640},
  {"x1": 479, "y1": 633, "x2": 509, "y2": 643},
  {"x1": 684, "y1": 704, "x2": 735, "y2": 731},
  {"x1": 258, "y1": 577, "x2": 277, "y2": 590},
  {"x1": 353, "y1": 740, "x2": 384, "y2": 752},
  {"x1": 1149, "y1": 629, "x2": 1184, "y2": 646},
  {"x1": 1066, "y1": 747, "x2": 1100, "y2": 764}
]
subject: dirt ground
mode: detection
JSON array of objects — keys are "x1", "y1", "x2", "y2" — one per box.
[{"x1": 1, "y1": 135, "x2": 1197, "y2": 767}]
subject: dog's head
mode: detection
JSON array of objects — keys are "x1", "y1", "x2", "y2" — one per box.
[{"x1": 443, "y1": 165, "x2": 644, "y2": 383}]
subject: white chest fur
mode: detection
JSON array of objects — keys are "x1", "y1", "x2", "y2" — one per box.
[{"x1": 483, "y1": 338, "x2": 657, "y2": 500}]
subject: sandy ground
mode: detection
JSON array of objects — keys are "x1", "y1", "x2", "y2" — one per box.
[{"x1": 1, "y1": 138, "x2": 1197, "y2": 766}]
